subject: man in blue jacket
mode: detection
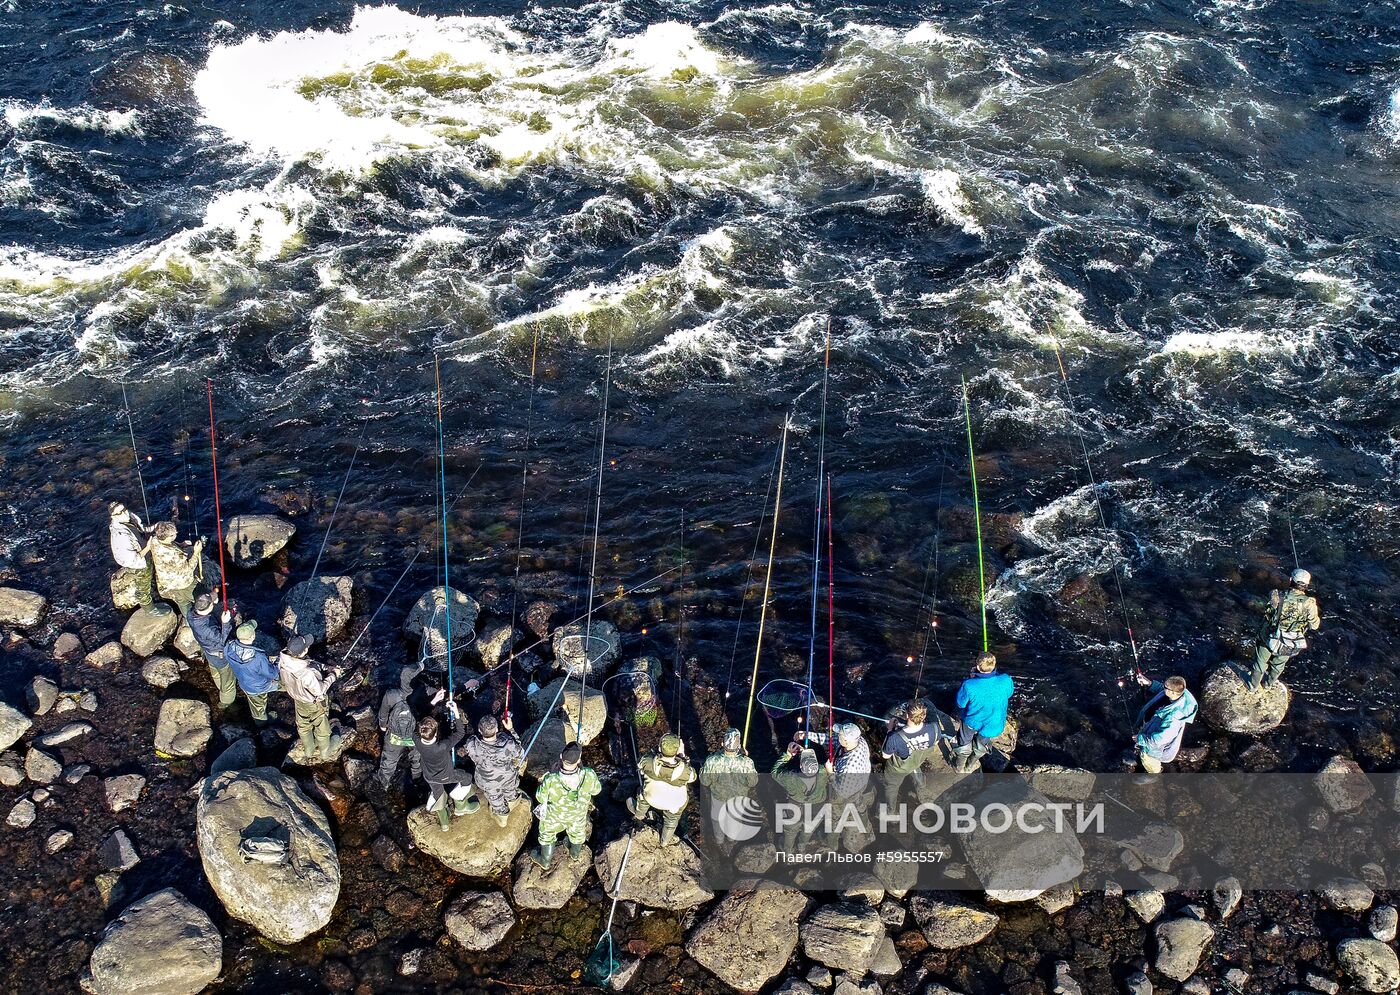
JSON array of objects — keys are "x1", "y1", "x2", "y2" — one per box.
[
  {"x1": 223, "y1": 620, "x2": 281, "y2": 726},
  {"x1": 1131, "y1": 674, "x2": 1197, "y2": 774},
  {"x1": 185, "y1": 593, "x2": 237, "y2": 713},
  {"x1": 953, "y1": 652, "x2": 1014, "y2": 773}
]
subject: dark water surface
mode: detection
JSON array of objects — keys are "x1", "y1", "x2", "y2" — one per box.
[{"x1": 2, "y1": 0, "x2": 1399, "y2": 991}]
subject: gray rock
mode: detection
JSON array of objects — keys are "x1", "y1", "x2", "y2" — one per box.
[
  {"x1": 1180, "y1": 977, "x2": 1210, "y2": 995},
  {"x1": 1126, "y1": 889, "x2": 1165, "y2": 924},
  {"x1": 444, "y1": 890, "x2": 516, "y2": 951},
  {"x1": 110, "y1": 568, "x2": 148, "y2": 611},
  {"x1": 1199, "y1": 664, "x2": 1288, "y2": 734},
  {"x1": 38, "y1": 722, "x2": 93, "y2": 748},
  {"x1": 81, "y1": 887, "x2": 222, "y2": 995},
  {"x1": 99, "y1": 829, "x2": 140, "y2": 871},
  {"x1": 477, "y1": 622, "x2": 515, "y2": 669},
  {"x1": 25, "y1": 747, "x2": 61, "y2": 784},
  {"x1": 0, "y1": 753, "x2": 22, "y2": 787},
  {"x1": 595, "y1": 826, "x2": 713, "y2": 910},
  {"x1": 1018, "y1": 764, "x2": 1097, "y2": 801},
  {"x1": 775, "y1": 982, "x2": 818, "y2": 995},
  {"x1": 525, "y1": 675, "x2": 607, "y2": 747},
  {"x1": 408, "y1": 798, "x2": 530, "y2": 879},
  {"x1": 210, "y1": 737, "x2": 257, "y2": 776},
  {"x1": 868, "y1": 937, "x2": 901, "y2": 977},
  {"x1": 0, "y1": 702, "x2": 32, "y2": 753},
  {"x1": 226, "y1": 514, "x2": 296, "y2": 567},
  {"x1": 1053, "y1": 960, "x2": 1083, "y2": 995},
  {"x1": 1212, "y1": 876, "x2": 1242, "y2": 919},
  {"x1": 1305, "y1": 971, "x2": 1341, "y2": 994},
  {"x1": 141, "y1": 656, "x2": 185, "y2": 688},
  {"x1": 1119, "y1": 823, "x2": 1183, "y2": 873},
  {"x1": 0, "y1": 587, "x2": 47, "y2": 628},
  {"x1": 53, "y1": 632, "x2": 83, "y2": 659},
  {"x1": 279, "y1": 575, "x2": 354, "y2": 644},
  {"x1": 551, "y1": 619, "x2": 619, "y2": 675},
  {"x1": 7, "y1": 797, "x2": 35, "y2": 828},
  {"x1": 85, "y1": 641, "x2": 124, "y2": 667},
  {"x1": 1369, "y1": 905, "x2": 1397, "y2": 943},
  {"x1": 908, "y1": 896, "x2": 999, "y2": 949},
  {"x1": 196, "y1": 767, "x2": 340, "y2": 944},
  {"x1": 1124, "y1": 970, "x2": 1152, "y2": 995},
  {"x1": 403, "y1": 586, "x2": 479, "y2": 667},
  {"x1": 398, "y1": 949, "x2": 425, "y2": 976},
  {"x1": 46, "y1": 829, "x2": 73, "y2": 853},
  {"x1": 1337, "y1": 938, "x2": 1400, "y2": 993},
  {"x1": 799, "y1": 902, "x2": 885, "y2": 974},
  {"x1": 27, "y1": 677, "x2": 59, "y2": 716},
  {"x1": 31, "y1": 787, "x2": 50, "y2": 803},
  {"x1": 1314, "y1": 755, "x2": 1375, "y2": 814},
  {"x1": 283, "y1": 720, "x2": 355, "y2": 767},
  {"x1": 1153, "y1": 918, "x2": 1214, "y2": 981},
  {"x1": 1224, "y1": 968, "x2": 1248, "y2": 988},
  {"x1": 687, "y1": 881, "x2": 810, "y2": 991},
  {"x1": 121, "y1": 606, "x2": 179, "y2": 657},
  {"x1": 154, "y1": 698, "x2": 212, "y2": 757},
  {"x1": 104, "y1": 774, "x2": 146, "y2": 813},
  {"x1": 609, "y1": 955, "x2": 642, "y2": 991},
  {"x1": 956, "y1": 777, "x2": 1084, "y2": 901},
  {"x1": 172, "y1": 621, "x2": 201, "y2": 661},
  {"x1": 64, "y1": 763, "x2": 92, "y2": 785},
  {"x1": 877, "y1": 900, "x2": 905, "y2": 930},
  {"x1": 512, "y1": 843, "x2": 592, "y2": 910},
  {"x1": 1322, "y1": 876, "x2": 1375, "y2": 913},
  {"x1": 78, "y1": 689, "x2": 97, "y2": 712},
  {"x1": 807, "y1": 967, "x2": 834, "y2": 987},
  {"x1": 832, "y1": 979, "x2": 880, "y2": 995}
]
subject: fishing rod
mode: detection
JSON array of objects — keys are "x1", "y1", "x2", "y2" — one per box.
[
  {"x1": 672, "y1": 509, "x2": 687, "y2": 732},
  {"x1": 178, "y1": 373, "x2": 200, "y2": 540},
  {"x1": 205, "y1": 379, "x2": 230, "y2": 612},
  {"x1": 434, "y1": 355, "x2": 456, "y2": 696},
  {"x1": 120, "y1": 381, "x2": 153, "y2": 526},
  {"x1": 574, "y1": 331, "x2": 615, "y2": 742},
  {"x1": 584, "y1": 720, "x2": 644, "y2": 985},
  {"x1": 1286, "y1": 510, "x2": 1300, "y2": 570},
  {"x1": 505, "y1": 330, "x2": 541, "y2": 723},
  {"x1": 723, "y1": 439, "x2": 783, "y2": 704},
  {"x1": 961, "y1": 377, "x2": 990, "y2": 652},
  {"x1": 742, "y1": 417, "x2": 791, "y2": 751},
  {"x1": 824, "y1": 472, "x2": 836, "y2": 762},
  {"x1": 804, "y1": 317, "x2": 833, "y2": 734},
  {"x1": 309, "y1": 409, "x2": 371, "y2": 585}
]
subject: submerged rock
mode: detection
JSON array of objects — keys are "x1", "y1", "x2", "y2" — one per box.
[
  {"x1": 53, "y1": 632, "x2": 83, "y2": 659},
  {"x1": 595, "y1": 827, "x2": 713, "y2": 910},
  {"x1": 154, "y1": 699, "x2": 213, "y2": 758},
  {"x1": 551, "y1": 620, "x2": 619, "y2": 675},
  {"x1": 511, "y1": 844, "x2": 592, "y2": 910},
  {"x1": 688, "y1": 881, "x2": 810, "y2": 992},
  {"x1": 403, "y1": 586, "x2": 479, "y2": 667},
  {"x1": 279, "y1": 576, "x2": 354, "y2": 644},
  {"x1": 0, "y1": 702, "x2": 32, "y2": 752},
  {"x1": 210, "y1": 737, "x2": 257, "y2": 776},
  {"x1": 1199, "y1": 664, "x2": 1288, "y2": 734},
  {"x1": 799, "y1": 901, "x2": 886, "y2": 974},
  {"x1": 908, "y1": 897, "x2": 998, "y2": 949},
  {"x1": 1314, "y1": 755, "x2": 1375, "y2": 813},
  {"x1": 1337, "y1": 938, "x2": 1400, "y2": 993},
  {"x1": 121, "y1": 607, "x2": 179, "y2": 658},
  {"x1": 0, "y1": 587, "x2": 47, "y2": 628},
  {"x1": 407, "y1": 799, "x2": 530, "y2": 878},
  {"x1": 85, "y1": 641, "x2": 124, "y2": 668},
  {"x1": 444, "y1": 890, "x2": 516, "y2": 951},
  {"x1": 477, "y1": 622, "x2": 515, "y2": 670},
  {"x1": 196, "y1": 767, "x2": 340, "y2": 944},
  {"x1": 1153, "y1": 918, "x2": 1214, "y2": 981},
  {"x1": 226, "y1": 515, "x2": 296, "y2": 568},
  {"x1": 81, "y1": 888, "x2": 221, "y2": 995}
]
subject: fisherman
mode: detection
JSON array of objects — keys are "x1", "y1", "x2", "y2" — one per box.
[
  {"x1": 184, "y1": 593, "x2": 237, "y2": 713},
  {"x1": 414, "y1": 700, "x2": 478, "y2": 831},
  {"x1": 772, "y1": 743, "x2": 829, "y2": 853},
  {"x1": 375, "y1": 660, "x2": 425, "y2": 791},
  {"x1": 953, "y1": 652, "x2": 1014, "y2": 773},
  {"x1": 1130, "y1": 674, "x2": 1197, "y2": 774},
  {"x1": 532, "y1": 742, "x2": 602, "y2": 868},
  {"x1": 148, "y1": 521, "x2": 204, "y2": 614},
  {"x1": 107, "y1": 502, "x2": 153, "y2": 609},
  {"x1": 277, "y1": 635, "x2": 344, "y2": 763},
  {"x1": 881, "y1": 700, "x2": 937, "y2": 806},
  {"x1": 698, "y1": 728, "x2": 759, "y2": 850},
  {"x1": 627, "y1": 734, "x2": 696, "y2": 846},
  {"x1": 463, "y1": 714, "x2": 524, "y2": 828},
  {"x1": 802, "y1": 722, "x2": 872, "y2": 802},
  {"x1": 1250, "y1": 568, "x2": 1321, "y2": 690},
  {"x1": 223, "y1": 621, "x2": 281, "y2": 726}
]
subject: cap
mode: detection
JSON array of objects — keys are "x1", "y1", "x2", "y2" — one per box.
[
  {"x1": 1291, "y1": 568, "x2": 1312, "y2": 587},
  {"x1": 799, "y1": 748, "x2": 819, "y2": 776},
  {"x1": 194, "y1": 593, "x2": 215, "y2": 613},
  {"x1": 285, "y1": 635, "x2": 310, "y2": 657},
  {"x1": 659, "y1": 734, "x2": 682, "y2": 757},
  {"x1": 722, "y1": 727, "x2": 742, "y2": 751},
  {"x1": 836, "y1": 722, "x2": 861, "y2": 747},
  {"x1": 108, "y1": 501, "x2": 126, "y2": 517},
  {"x1": 235, "y1": 621, "x2": 257, "y2": 642},
  {"x1": 560, "y1": 743, "x2": 582, "y2": 766}
]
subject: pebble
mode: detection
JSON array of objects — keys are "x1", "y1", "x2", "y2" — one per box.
[
  {"x1": 1180, "y1": 979, "x2": 1210, "y2": 995},
  {"x1": 806, "y1": 967, "x2": 833, "y2": 988},
  {"x1": 877, "y1": 899, "x2": 906, "y2": 930},
  {"x1": 84, "y1": 641, "x2": 123, "y2": 667},
  {"x1": 98, "y1": 829, "x2": 140, "y2": 872},
  {"x1": 1213, "y1": 878, "x2": 1242, "y2": 920},
  {"x1": 37, "y1": 721, "x2": 93, "y2": 748},
  {"x1": 26, "y1": 676, "x2": 58, "y2": 716},
  {"x1": 1304, "y1": 972, "x2": 1340, "y2": 995},
  {"x1": 398, "y1": 949, "x2": 425, "y2": 976},
  {"x1": 63, "y1": 763, "x2": 92, "y2": 784},
  {"x1": 79, "y1": 690, "x2": 97, "y2": 712},
  {"x1": 1053, "y1": 960, "x2": 1083, "y2": 995},
  {"x1": 45, "y1": 829, "x2": 73, "y2": 853},
  {"x1": 1124, "y1": 971, "x2": 1152, "y2": 995},
  {"x1": 0, "y1": 752, "x2": 22, "y2": 787},
  {"x1": 1224, "y1": 968, "x2": 1248, "y2": 988},
  {"x1": 1369, "y1": 905, "x2": 1398, "y2": 943},
  {"x1": 52, "y1": 633, "x2": 83, "y2": 659},
  {"x1": 31, "y1": 787, "x2": 50, "y2": 803},
  {"x1": 24, "y1": 747, "x2": 62, "y2": 785},
  {"x1": 7, "y1": 797, "x2": 35, "y2": 828},
  {"x1": 104, "y1": 774, "x2": 146, "y2": 813},
  {"x1": 1125, "y1": 890, "x2": 1165, "y2": 924}
]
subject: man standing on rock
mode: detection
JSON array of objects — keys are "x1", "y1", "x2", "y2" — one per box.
[
  {"x1": 881, "y1": 700, "x2": 936, "y2": 806},
  {"x1": 1250, "y1": 568, "x2": 1321, "y2": 690},
  {"x1": 415, "y1": 700, "x2": 478, "y2": 831},
  {"x1": 376, "y1": 661, "x2": 424, "y2": 792},
  {"x1": 463, "y1": 714, "x2": 523, "y2": 828},
  {"x1": 627, "y1": 734, "x2": 696, "y2": 847},
  {"x1": 953, "y1": 652, "x2": 1015, "y2": 773},
  {"x1": 185, "y1": 593, "x2": 237, "y2": 713},
  {"x1": 107, "y1": 502, "x2": 153, "y2": 609},
  {"x1": 278, "y1": 635, "x2": 344, "y2": 763},
  {"x1": 148, "y1": 521, "x2": 204, "y2": 615},
  {"x1": 223, "y1": 621, "x2": 281, "y2": 727},
  {"x1": 1130, "y1": 674, "x2": 1197, "y2": 774},
  {"x1": 803, "y1": 722, "x2": 872, "y2": 802},
  {"x1": 532, "y1": 742, "x2": 602, "y2": 868},
  {"x1": 772, "y1": 743, "x2": 829, "y2": 853},
  {"x1": 699, "y1": 728, "x2": 759, "y2": 851}
]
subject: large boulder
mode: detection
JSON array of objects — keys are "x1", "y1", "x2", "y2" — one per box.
[
  {"x1": 110, "y1": 569, "x2": 149, "y2": 612},
  {"x1": 279, "y1": 576, "x2": 354, "y2": 644},
  {"x1": 955, "y1": 777, "x2": 1084, "y2": 901},
  {"x1": 1199, "y1": 664, "x2": 1288, "y2": 735},
  {"x1": 688, "y1": 882, "x2": 811, "y2": 991},
  {"x1": 512, "y1": 845, "x2": 592, "y2": 910},
  {"x1": 1314, "y1": 755, "x2": 1375, "y2": 814},
  {"x1": 1337, "y1": 938, "x2": 1400, "y2": 993},
  {"x1": 527, "y1": 675, "x2": 607, "y2": 746},
  {"x1": 595, "y1": 827, "x2": 713, "y2": 910},
  {"x1": 444, "y1": 890, "x2": 516, "y2": 952},
  {"x1": 0, "y1": 587, "x2": 47, "y2": 628},
  {"x1": 196, "y1": 767, "x2": 340, "y2": 944},
  {"x1": 407, "y1": 800, "x2": 530, "y2": 878},
  {"x1": 1153, "y1": 918, "x2": 1214, "y2": 982},
  {"x1": 551, "y1": 620, "x2": 619, "y2": 676},
  {"x1": 909, "y1": 897, "x2": 999, "y2": 949},
  {"x1": 520, "y1": 717, "x2": 571, "y2": 779},
  {"x1": 799, "y1": 901, "x2": 885, "y2": 974},
  {"x1": 154, "y1": 699, "x2": 213, "y2": 758},
  {"x1": 1017, "y1": 765, "x2": 1096, "y2": 801},
  {"x1": 226, "y1": 515, "x2": 295, "y2": 568},
  {"x1": 121, "y1": 607, "x2": 179, "y2": 658},
  {"x1": 81, "y1": 888, "x2": 221, "y2": 995},
  {"x1": 403, "y1": 586, "x2": 479, "y2": 667},
  {"x1": 0, "y1": 702, "x2": 31, "y2": 752}
]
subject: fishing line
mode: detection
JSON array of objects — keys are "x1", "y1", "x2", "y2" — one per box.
[
  {"x1": 120, "y1": 381, "x2": 152, "y2": 525},
  {"x1": 913, "y1": 453, "x2": 948, "y2": 699},
  {"x1": 672, "y1": 509, "x2": 687, "y2": 731},
  {"x1": 961, "y1": 377, "x2": 989, "y2": 653},
  {"x1": 804, "y1": 317, "x2": 833, "y2": 734},
  {"x1": 178, "y1": 373, "x2": 199, "y2": 539},
  {"x1": 723, "y1": 437, "x2": 783, "y2": 704},
  {"x1": 505, "y1": 329, "x2": 542, "y2": 722},
  {"x1": 824, "y1": 472, "x2": 836, "y2": 760},
  {"x1": 742, "y1": 417, "x2": 791, "y2": 751},
  {"x1": 205, "y1": 378, "x2": 230, "y2": 612},
  {"x1": 1286, "y1": 510, "x2": 1300, "y2": 570},
  {"x1": 434, "y1": 355, "x2": 456, "y2": 696},
  {"x1": 577, "y1": 331, "x2": 615, "y2": 742},
  {"x1": 309, "y1": 409, "x2": 371, "y2": 585}
]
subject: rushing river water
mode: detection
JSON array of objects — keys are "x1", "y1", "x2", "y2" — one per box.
[{"x1": 1, "y1": 0, "x2": 1399, "y2": 991}]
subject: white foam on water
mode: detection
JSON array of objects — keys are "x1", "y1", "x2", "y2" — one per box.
[
  {"x1": 1384, "y1": 85, "x2": 1400, "y2": 143},
  {"x1": 918, "y1": 168, "x2": 984, "y2": 235},
  {"x1": 1, "y1": 99, "x2": 143, "y2": 136}
]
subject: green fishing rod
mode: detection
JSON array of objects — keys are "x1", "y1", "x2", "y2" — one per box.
[{"x1": 961, "y1": 377, "x2": 989, "y2": 652}]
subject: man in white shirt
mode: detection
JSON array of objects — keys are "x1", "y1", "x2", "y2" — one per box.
[
  {"x1": 107, "y1": 502, "x2": 153, "y2": 608},
  {"x1": 277, "y1": 635, "x2": 344, "y2": 763}
]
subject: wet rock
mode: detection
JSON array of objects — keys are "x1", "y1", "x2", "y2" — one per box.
[
  {"x1": 154, "y1": 698, "x2": 212, "y2": 757},
  {"x1": 99, "y1": 829, "x2": 140, "y2": 872},
  {"x1": 908, "y1": 897, "x2": 998, "y2": 949},
  {"x1": 1322, "y1": 876, "x2": 1375, "y2": 913},
  {"x1": 1124, "y1": 970, "x2": 1152, "y2": 995},
  {"x1": 609, "y1": 956, "x2": 642, "y2": 990},
  {"x1": 688, "y1": 881, "x2": 810, "y2": 991},
  {"x1": 78, "y1": 689, "x2": 98, "y2": 712},
  {"x1": 1369, "y1": 905, "x2": 1397, "y2": 942},
  {"x1": 279, "y1": 576, "x2": 354, "y2": 644},
  {"x1": 1213, "y1": 877, "x2": 1242, "y2": 919},
  {"x1": 25, "y1": 747, "x2": 61, "y2": 784},
  {"x1": 1314, "y1": 755, "x2": 1375, "y2": 813},
  {"x1": 552, "y1": 620, "x2": 619, "y2": 675},
  {"x1": 0, "y1": 753, "x2": 23, "y2": 787},
  {"x1": 407, "y1": 799, "x2": 530, "y2": 878},
  {"x1": 404, "y1": 586, "x2": 480, "y2": 666},
  {"x1": 104, "y1": 774, "x2": 146, "y2": 813},
  {"x1": 523, "y1": 601, "x2": 555, "y2": 637},
  {"x1": 53, "y1": 632, "x2": 84, "y2": 659},
  {"x1": 172, "y1": 622, "x2": 201, "y2": 661},
  {"x1": 0, "y1": 587, "x2": 47, "y2": 628},
  {"x1": 955, "y1": 777, "x2": 1084, "y2": 901},
  {"x1": 284, "y1": 720, "x2": 355, "y2": 766},
  {"x1": 110, "y1": 569, "x2": 148, "y2": 612},
  {"x1": 444, "y1": 890, "x2": 516, "y2": 951},
  {"x1": 226, "y1": 515, "x2": 296, "y2": 568},
  {"x1": 39, "y1": 721, "x2": 93, "y2": 748},
  {"x1": 1337, "y1": 938, "x2": 1400, "y2": 993},
  {"x1": 121, "y1": 607, "x2": 179, "y2": 657},
  {"x1": 46, "y1": 828, "x2": 73, "y2": 853},
  {"x1": 807, "y1": 967, "x2": 834, "y2": 988},
  {"x1": 1125, "y1": 889, "x2": 1165, "y2": 923},
  {"x1": 371, "y1": 835, "x2": 406, "y2": 874},
  {"x1": 85, "y1": 641, "x2": 124, "y2": 667},
  {"x1": 342, "y1": 754, "x2": 373, "y2": 791},
  {"x1": 64, "y1": 763, "x2": 92, "y2": 784},
  {"x1": 27, "y1": 677, "x2": 58, "y2": 716},
  {"x1": 1119, "y1": 823, "x2": 1183, "y2": 873},
  {"x1": 7, "y1": 797, "x2": 35, "y2": 828},
  {"x1": 512, "y1": 843, "x2": 592, "y2": 909},
  {"x1": 595, "y1": 827, "x2": 714, "y2": 910},
  {"x1": 398, "y1": 949, "x2": 425, "y2": 976},
  {"x1": 1018, "y1": 765, "x2": 1096, "y2": 801},
  {"x1": 196, "y1": 767, "x2": 340, "y2": 944},
  {"x1": 526, "y1": 675, "x2": 607, "y2": 746},
  {"x1": 206, "y1": 736, "x2": 256, "y2": 776},
  {"x1": 81, "y1": 887, "x2": 221, "y2": 995},
  {"x1": 1153, "y1": 918, "x2": 1214, "y2": 981},
  {"x1": 477, "y1": 622, "x2": 515, "y2": 669},
  {"x1": 1053, "y1": 961, "x2": 1083, "y2": 995},
  {"x1": 799, "y1": 901, "x2": 885, "y2": 974},
  {"x1": 1199, "y1": 664, "x2": 1288, "y2": 734},
  {"x1": 0, "y1": 702, "x2": 32, "y2": 752},
  {"x1": 141, "y1": 656, "x2": 185, "y2": 688}
]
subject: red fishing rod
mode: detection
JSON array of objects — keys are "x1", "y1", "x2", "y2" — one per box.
[
  {"x1": 824, "y1": 472, "x2": 836, "y2": 763},
  {"x1": 206, "y1": 379, "x2": 229, "y2": 612}
]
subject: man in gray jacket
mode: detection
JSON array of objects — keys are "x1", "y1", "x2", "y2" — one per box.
[
  {"x1": 463, "y1": 715, "x2": 523, "y2": 828},
  {"x1": 376, "y1": 661, "x2": 424, "y2": 791}
]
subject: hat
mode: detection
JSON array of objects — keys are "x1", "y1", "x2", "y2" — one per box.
[
  {"x1": 477, "y1": 715, "x2": 499, "y2": 738},
  {"x1": 659, "y1": 734, "x2": 682, "y2": 757},
  {"x1": 153, "y1": 521, "x2": 177, "y2": 542},
  {"x1": 235, "y1": 621, "x2": 257, "y2": 642},
  {"x1": 799, "y1": 748, "x2": 819, "y2": 776},
  {"x1": 285, "y1": 635, "x2": 310, "y2": 657},
  {"x1": 560, "y1": 743, "x2": 582, "y2": 766},
  {"x1": 194, "y1": 593, "x2": 215, "y2": 614},
  {"x1": 722, "y1": 727, "x2": 742, "y2": 752},
  {"x1": 1291, "y1": 568, "x2": 1312, "y2": 587},
  {"x1": 835, "y1": 723, "x2": 861, "y2": 747},
  {"x1": 108, "y1": 501, "x2": 127, "y2": 517}
]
